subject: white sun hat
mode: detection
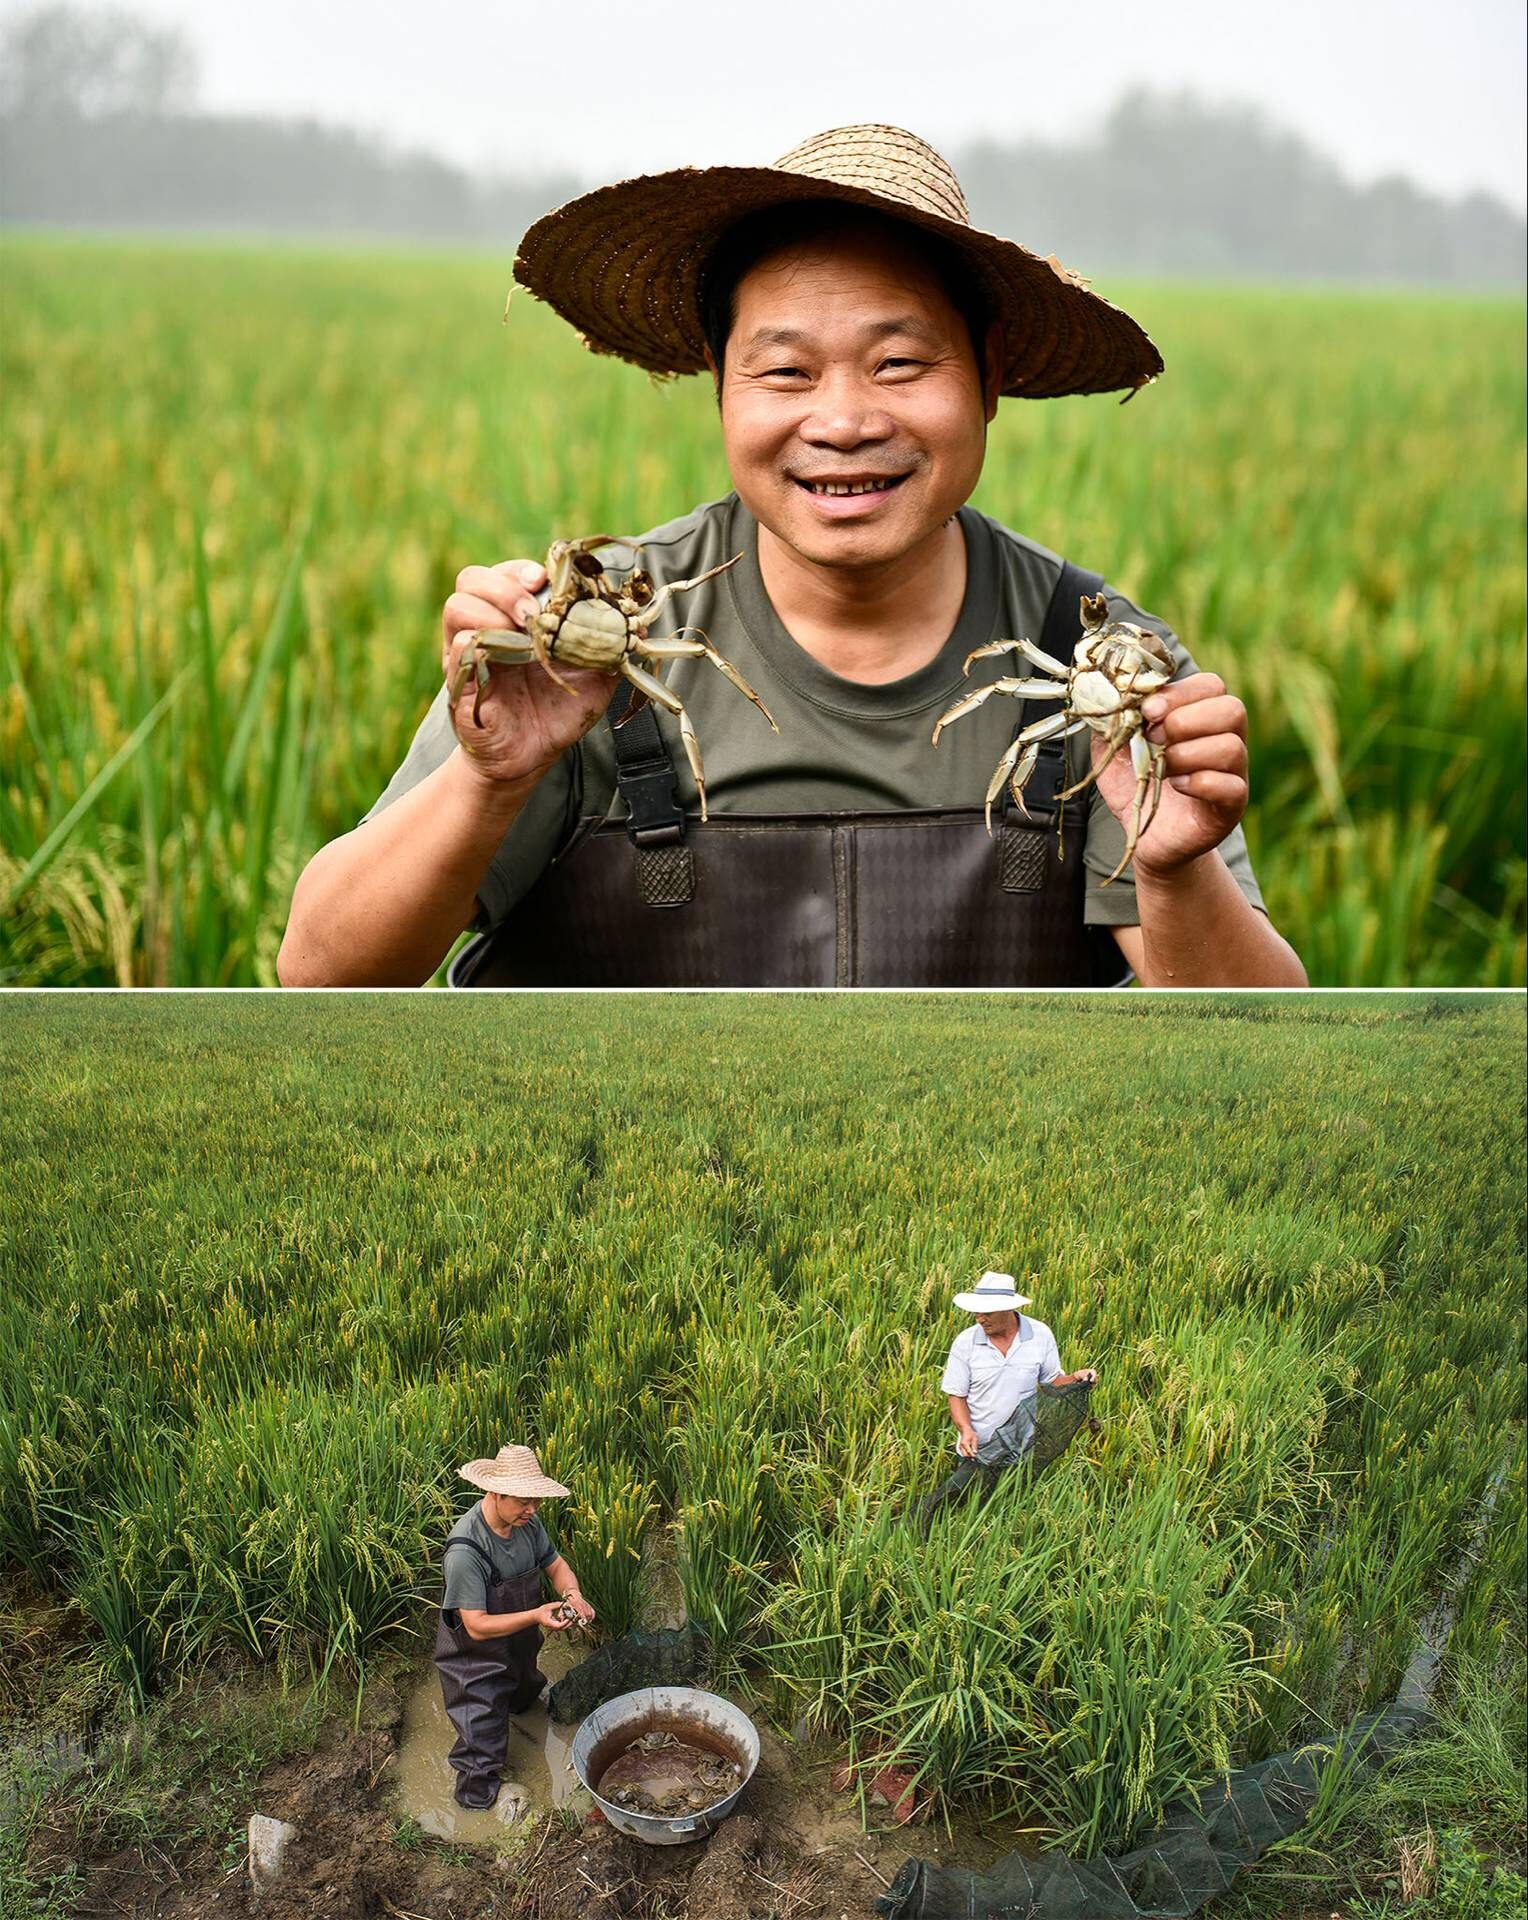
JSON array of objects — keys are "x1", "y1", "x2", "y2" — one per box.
[
  {"x1": 953, "y1": 1272, "x2": 1033, "y2": 1314},
  {"x1": 459, "y1": 1444, "x2": 570, "y2": 1499}
]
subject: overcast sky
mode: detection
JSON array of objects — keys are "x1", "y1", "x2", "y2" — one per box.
[{"x1": 34, "y1": 0, "x2": 1528, "y2": 212}]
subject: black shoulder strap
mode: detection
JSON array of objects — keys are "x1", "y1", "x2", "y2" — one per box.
[
  {"x1": 1007, "y1": 560, "x2": 1106, "y2": 820},
  {"x1": 1040, "y1": 560, "x2": 1105, "y2": 662},
  {"x1": 442, "y1": 1536, "x2": 497, "y2": 1577},
  {"x1": 607, "y1": 680, "x2": 687, "y2": 848}
]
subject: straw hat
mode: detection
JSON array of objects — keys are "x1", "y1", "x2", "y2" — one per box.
[
  {"x1": 514, "y1": 124, "x2": 1161, "y2": 402},
  {"x1": 953, "y1": 1272, "x2": 1033, "y2": 1314},
  {"x1": 459, "y1": 1444, "x2": 570, "y2": 1499}
]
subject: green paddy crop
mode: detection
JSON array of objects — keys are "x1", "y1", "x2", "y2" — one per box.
[
  {"x1": 1, "y1": 992, "x2": 1523, "y2": 1856},
  {"x1": 1, "y1": 237, "x2": 1524, "y2": 985}
]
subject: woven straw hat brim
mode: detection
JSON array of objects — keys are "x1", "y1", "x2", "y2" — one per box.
[
  {"x1": 460, "y1": 1458, "x2": 571, "y2": 1499},
  {"x1": 514, "y1": 149, "x2": 1162, "y2": 402}
]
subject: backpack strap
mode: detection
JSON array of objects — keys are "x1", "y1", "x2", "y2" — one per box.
[
  {"x1": 439, "y1": 1535, "x2": 501, "y2": 1627},
  {"x1": 442, "y1": 1536, "x2": 497, "y2": 1581},
  {"x1": 605, "y1": 679, "x2": 695, "y2": 908},
  {"x1": 607, "y1": 681, "x2": 687, "y2": 848}
]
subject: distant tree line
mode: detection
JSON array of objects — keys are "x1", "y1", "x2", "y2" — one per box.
[
  {"x1": 959, "y1": 90, "x2": 1525, "y2": 286},
  {"x1": 0, "y1": 4, "x2": 576, "y2": 245},
  {"x1": 2, "y1": 4, "x2": 1523, "y2": 283}
]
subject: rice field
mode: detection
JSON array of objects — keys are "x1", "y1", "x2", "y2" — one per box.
[
  {"x1": 0, "y1": 236, "x2": 1524, "y2": 987},
  {"x1": 1, "y1": 992, "x2": 1522, "y2": 1856}
]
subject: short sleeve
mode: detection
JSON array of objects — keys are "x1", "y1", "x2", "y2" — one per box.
[
  {"x1": 363, "y1": 689, "x2": 459, "y2": 825},
  {"x1": 530, "y1": 1518, "x2": 559, "y2": 1572},
  {"x1": 1038, "y1": 1330, "x2": 1062, "y2": 1385},
  {"x1": 1078, "y1": 589, "x2": 1265, "y2": 929},
  {"x1": 939, "y1": 1336, "x2": 972, "y2": 1398},
  {"x1": 362, "y1": 686, "x2": 581, "y2": 930},
  {"x1": 441, "y1": 1542, "x2": 489, "y2": 1613}
]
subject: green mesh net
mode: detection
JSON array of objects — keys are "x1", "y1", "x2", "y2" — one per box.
[
  {"x1": 546, "y1": 1621, "x2": 712, "y2": 1725},
  {"x1": 876, "y1": 1688, "x2": 1429, "y2": 1916},
  {"x1": 920, "y1": 1379, "x2": 1096, "y2": 1533},
  {"x1": 895, "y1": 1377, "x2": 1435, "y2": 1913}
]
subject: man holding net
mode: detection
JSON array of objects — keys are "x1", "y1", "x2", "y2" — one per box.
[{"x1": 922, "y1": 1273, "x2": 1097, "y2": 1530}]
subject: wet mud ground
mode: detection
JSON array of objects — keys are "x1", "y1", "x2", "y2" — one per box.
[{"x1": 14, "y1": 1653, "x2": 1014, "y2": 1919}]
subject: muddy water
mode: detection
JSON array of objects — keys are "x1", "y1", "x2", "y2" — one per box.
[
  {"x1": 596, "y1": 1731, "x2": 744, "y2": 1816},
  {"x1": 394, "y1": 1639, "x2": 588, "y2": 1841}
]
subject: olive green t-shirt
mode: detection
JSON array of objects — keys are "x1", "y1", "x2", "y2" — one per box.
[
  {"x1": 369, "y1": 495, "x2": 1263, "y2": 932},
  {"x1": 440, "y1": 1502, "x2": 558, "y2": 1613}
]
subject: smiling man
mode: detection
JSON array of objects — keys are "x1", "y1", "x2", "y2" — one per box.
[{"x1": 279, "y1": 125, "x2": 1305, "y2": 988}]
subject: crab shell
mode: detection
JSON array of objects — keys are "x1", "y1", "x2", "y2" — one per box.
[
  {"x1": 524, "y1": 595, "x2": 633, "y2": 672},
  {"x1": 1069, "y1": 625, "x2": 1174, "y2": 727}
]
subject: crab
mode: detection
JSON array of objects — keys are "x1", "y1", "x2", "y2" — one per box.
[
  {"x1": 451, "y1": 536, "x2": 778, "y2": 820},
  {"x1": 931, "y1": 592, "x2": 1174, "y2": 884}
]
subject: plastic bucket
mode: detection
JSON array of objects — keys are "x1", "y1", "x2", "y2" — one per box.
[{"x1": 571, "y1": 1686, "x2": 759, "y2": 1845}]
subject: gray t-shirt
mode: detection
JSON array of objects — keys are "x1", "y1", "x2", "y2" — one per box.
[
  {"x1": 370, "y1": 494, "x2": 1263, "y2": 933},
  {"x1": 440, "y1": 1502, "x2": 558, "y2": 1613}
]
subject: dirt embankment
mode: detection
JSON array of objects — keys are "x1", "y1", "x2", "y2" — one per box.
[{"x1": 19, "y1": 1669, "x2": 906, "y2": 1919}]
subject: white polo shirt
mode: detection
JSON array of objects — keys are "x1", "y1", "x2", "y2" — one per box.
[{"x1": 940, "y1": 1317, "x2": 1062, "y2": 1446}]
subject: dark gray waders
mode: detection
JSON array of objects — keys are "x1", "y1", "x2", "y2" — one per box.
[
  {"x1": 450, "y1": 563, "x2": 1128, "y2": 989},
  {"x1": 434, "y1": 1539, "x2": 545, "y2": 1810}
]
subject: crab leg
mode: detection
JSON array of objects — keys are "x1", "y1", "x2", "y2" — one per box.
[
  {"x1": 639, "y1": 554, "x2": 741, "y2": 621},
  {"x1": 1017, "y1": 636, "x2": 1071, "y2": 678},
  {"x1": 1057, "y1": 736, "x2": 1114, "y2": 800},
  {"x1": 620, "y1": 660, "x2": 712, "y2": 821},
  {"x1": 932, "y1": 677, "x2": 1064, "y2": 747},
  {"x1": 978, "y1": 712, "x2": 1087, "y2": 835},
  {"x1": 640, "y1": 630, "x2": 780, "y2": 733},
  {"x1": 562, "y1": 534, "x2": 632, "y2": 556},
  {"x1": 530, "y1": 621, "x2": 580, "y2": 697},
  {"x1": 451, "y1": 630, "x2": 535, "y2": 724},
  {"x1": 1140, "y1": 738, "x2": 1167, "y2": 838},
  {"x1": 1103, "y1": 731, "x2": 1157, "y2": 886},
  {"x1": 959, "y1": 637, "x2": 1067, "y2": 683},
  {"x1": 983, "y1": 735, "x2": 1031, "y2": 834}
]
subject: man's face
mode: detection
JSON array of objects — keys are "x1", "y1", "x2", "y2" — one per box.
[
  {"x1": 975, "y1": 1310, "x2": 1018, "y2": 1338},
  {"x1": 711, "y1": 222, "x2": 999, "y2": 573},
  {"x1": 491, "y1": 1493, "x2": 539, "y2": 1529}
]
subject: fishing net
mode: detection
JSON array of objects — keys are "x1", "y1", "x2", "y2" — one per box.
[
  {"x1": 875, "y1": 1699, "x2": 1431, "y2": 1920},
  {"x1": 920, "y1": 1380, "x2": 1095, "y2": 1533},
  {"x1": 545, "y1": 1621, "x2": 712, "y2": 1725},
  {"x1": 983, "y1": 1377, "x2": 1095, "y2": 1471}
]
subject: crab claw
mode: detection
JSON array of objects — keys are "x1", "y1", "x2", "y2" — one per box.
[{"x1": 1079, "y1": 592, "x2": 1110, "y2": 633}]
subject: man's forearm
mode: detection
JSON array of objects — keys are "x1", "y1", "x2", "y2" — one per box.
[
  {"x1": 278, "y1": 752, "x2": 538, "y2": 987},
  {"x1": 548, "y1": 1558, "x2": 582, "y2": 1602},
  {"x1": 1123, "y1": 852, "x2": 1307, "y2": 987},
  {"x1": 947, "y1": 1394, "x2": 976, "y2": 1440},
  {"x1": 462, "y1": 1605, "x2": 542, "y2": 1641}
]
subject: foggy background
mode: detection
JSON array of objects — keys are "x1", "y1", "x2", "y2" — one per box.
[{"x1": 1, "y1": 0, "x2": 1523, "y2": 282}]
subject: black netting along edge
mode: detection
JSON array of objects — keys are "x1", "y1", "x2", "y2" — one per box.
[
  {"x1": 546, "y1": 1621, "x2": 714, "y2": 1725},
  {"x1": 875, "y1": 1701, "x2": 1432, "y2": 1920}
]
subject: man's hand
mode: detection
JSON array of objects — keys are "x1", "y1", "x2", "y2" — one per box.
[
  {"x1": 565, "y1": 1592, "x2": 597, "y2": 1625},
  {"x1": 535, "y1": 1601, "x2": 575, "y2": 1632},
  {"x1": 443, "y1": 559, "x2": 617, "y2": 788},
  {"x1": 1093, "y1": 672, "x2": 1248, "y2": 878},
  {"x1": 956, "y1": 1427, "x2": 979, "y2": 1459},
  {"x1": 1073, "y1": 1368, "x2": 1098, "y2": 1385}
]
